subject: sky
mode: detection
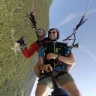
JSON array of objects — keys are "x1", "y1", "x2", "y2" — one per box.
[{"x1": 31, "y1": 0, "x2": 96, "y2": 96}]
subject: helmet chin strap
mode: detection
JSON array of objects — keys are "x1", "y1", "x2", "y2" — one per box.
[
  {"x1": 51, "y1": 39, "x2": 57, "y2": 41},
  {"x1": 48, "y1": 38, "x2": 58, "y2": 41},
  {"x1": 38, "y1": 35, "x2": 45, "y2": 41}
]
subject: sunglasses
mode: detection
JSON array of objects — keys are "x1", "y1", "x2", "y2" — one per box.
[{"x1": 49, "y1": 31, "x2": 57, "y2": 34}]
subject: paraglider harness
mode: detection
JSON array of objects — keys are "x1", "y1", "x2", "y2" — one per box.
[{"x1": 38, "y1": 40, "x2": 72, "y2": 81}]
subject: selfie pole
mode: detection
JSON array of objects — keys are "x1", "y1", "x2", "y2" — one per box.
[{"x1": 50, "y1": 71, "x2": 70, "y2": 96}]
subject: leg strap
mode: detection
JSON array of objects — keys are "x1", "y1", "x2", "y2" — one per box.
[{"x1": 38, "y1": 71, "x2": 68, "y2": 81}]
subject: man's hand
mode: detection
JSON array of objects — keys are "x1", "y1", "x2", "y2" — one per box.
[
  {"x1": 39, "y1": 64, "x2": 52, "y2": 72},
  {"x1": 16, "y1": 36, "x2": 27, "y2": 50},
  {"x1": 46, "y1": 53, "x2": 57, "y2": 60},
  {"x1": 44, "y1": 64, "x2": 52, "y2": 72},
  {"x1": 16, "y1": 36, "x2": 25, "y2": 46}
]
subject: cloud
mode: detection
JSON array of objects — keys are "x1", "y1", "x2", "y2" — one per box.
[
  {"x1": 55, "y1": 9, "x2": 96, "y2": 28},
  {"x1": 79, "y1": 44, "x2": 96, "y2": 62},
  {"x1": 86, "y1": 9, "x2": 96, "y2": 16},
  {"x1": 55, "y1": 12, "x2": 81, "y2": 28}
]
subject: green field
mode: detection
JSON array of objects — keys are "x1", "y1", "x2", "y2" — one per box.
[{"x1": 0, "y1": 0, "x2": 52, "y2": 96}]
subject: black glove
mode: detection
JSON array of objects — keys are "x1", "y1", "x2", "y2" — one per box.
[
  {"x1": 16, "y1": 36, "x2": 27, "y2": 50},
  {"x1": 16, "y1": 36, "x2": 25, "y2": 46}
]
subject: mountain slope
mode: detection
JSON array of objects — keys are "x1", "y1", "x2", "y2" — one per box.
[{"x1": 0, "y1": 0, "x2": 52, "y2": 96}]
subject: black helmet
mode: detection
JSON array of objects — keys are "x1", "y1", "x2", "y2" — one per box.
[
  {"x1": 48, "y1": 28, "x2": 60, "y2": 40},
  {"x1": 36, "y1": 28, "x2": 46, "y2": 38}
]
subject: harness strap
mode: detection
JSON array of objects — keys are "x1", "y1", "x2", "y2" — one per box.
[
  {"x1": 38, "y1": 71, "x2": 68, "y2": 81},
  {"x1": 38, "y1": 72, "x2": 50, "y2": 81}
]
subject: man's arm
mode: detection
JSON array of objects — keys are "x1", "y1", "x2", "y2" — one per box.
[
  {"x1": 22, "y1": 42, "x2": 40, "y2": 58},
  {"x1": 17, "y1": 37, "x2": 40, "y2": 58},
  {"x1": 58, "y1": 53, "x2": 75, "y2": 65},
  {"x1": 46, "y1": 53, "x2": 75, "y2": 68}
]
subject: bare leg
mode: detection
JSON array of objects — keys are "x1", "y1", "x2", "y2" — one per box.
[
  {"x1": 62, "y1": 81, "x2": 82, "y2": 96},
  {"x1": 34, "y1": 64, "x2": 41, "y2": 78},
  {"x1": 35, "y1": 84, "x2": 50, "y2": 96}
]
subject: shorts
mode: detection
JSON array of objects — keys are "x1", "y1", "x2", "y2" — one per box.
[{"x1": 37, "y1": 71, "x2": 74, "y2": 88}]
